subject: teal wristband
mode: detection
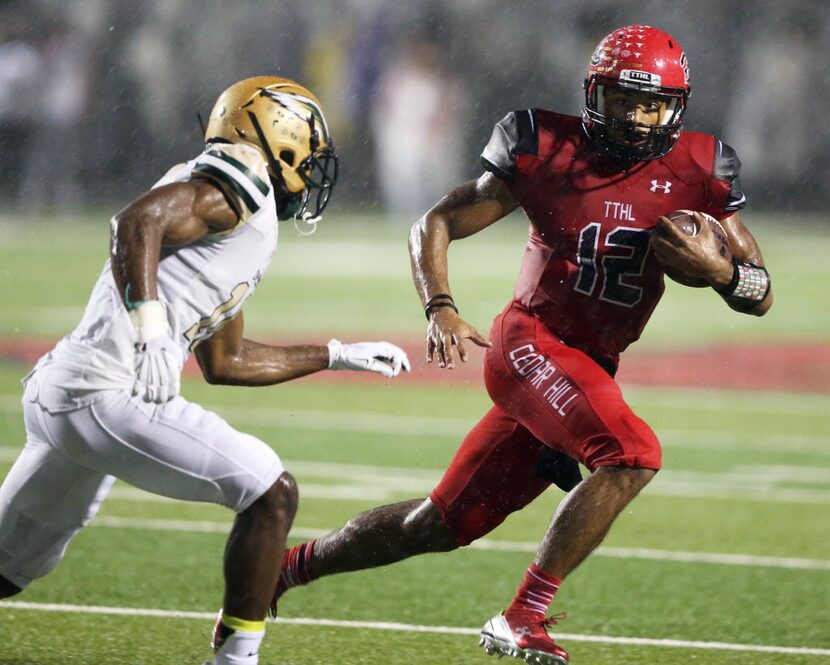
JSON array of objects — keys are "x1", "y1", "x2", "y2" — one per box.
[{"x1": 124, "y1": 284, "x2": 154, "y2": 312}]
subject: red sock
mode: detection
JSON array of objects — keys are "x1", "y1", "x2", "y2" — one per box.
[
  {"x1": 280, "y1": 540, "x2": 317, "y2": 588},
  {"x1": 505, "y1": 562, "x2": 561, "y2": 617}
]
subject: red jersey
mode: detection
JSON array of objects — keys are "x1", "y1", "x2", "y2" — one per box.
[{"x1": 481, "y1": 109, "x2": 746, "y2": 368}]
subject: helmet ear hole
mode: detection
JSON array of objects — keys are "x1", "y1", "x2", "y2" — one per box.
[{"x1": 279, "y1": 150, "x2": 295, "y2": 166}]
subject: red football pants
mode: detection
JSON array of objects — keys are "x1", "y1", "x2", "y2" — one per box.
[{"x1": 431, "y1": 303, "x2": 661, "y2": 545}]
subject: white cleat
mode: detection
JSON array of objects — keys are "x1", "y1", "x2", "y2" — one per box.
[{"x1": 480, "y1": 613, "x2": 569, "y2": 665}]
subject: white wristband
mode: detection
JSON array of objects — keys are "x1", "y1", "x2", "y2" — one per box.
[
  {"x1": 129, "y1": 300, "x2": 168, "y2": 342},
  {"x1": 326, "y1": 339, "x2": 343, "y2": 370}
]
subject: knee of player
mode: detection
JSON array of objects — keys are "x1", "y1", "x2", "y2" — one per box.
[
  {"x1": 254, "y1": 472, "x2": 299, "y2": 521},
  {"x1": 403, "y1": 499, "x2": 461, "y2": 552},
  {"x1": 605, "y1": 466, "x2": 658, "y2": 492},
  {"x1": 633, "y1": 467, "x2": 658, "y2": 485}
]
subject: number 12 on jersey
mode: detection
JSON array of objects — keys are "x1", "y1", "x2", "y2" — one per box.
[{"x1": 574, "y1": 223, "x2": 651, "y2": 308}]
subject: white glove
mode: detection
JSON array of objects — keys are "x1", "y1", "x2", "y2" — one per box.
[
  {"x1": 129, "y1": 300, "x2": 180, "y2": 403},
  {"x1": 327, "y1": 339, "x2": 411, "y2": 378}
]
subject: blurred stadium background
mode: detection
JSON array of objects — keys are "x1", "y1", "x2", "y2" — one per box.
[
  {"x1": 2, "y1": 0, "x2": 830, "y2": 215},
  {"x1": 1, "y1": 2, "x2": 829, "y2": 664}
]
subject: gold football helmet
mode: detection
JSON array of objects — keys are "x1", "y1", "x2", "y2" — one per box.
[{"x1": 204, "y1": 76, "x2": 338, "y2": 221}]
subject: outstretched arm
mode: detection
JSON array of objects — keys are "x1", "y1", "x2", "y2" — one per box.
[
  {"x1": 195, "y1": 312, "x2": 410, "y2": 386},
  {"x1": 195, "y1": 313, "x2": 329, "y2": 385},
  {"x1": 409, "y1": 171, "x2": 518, "y2": 368}
]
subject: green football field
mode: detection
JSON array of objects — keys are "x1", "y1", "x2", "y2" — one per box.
[{"x1": 0, "y1": 212, "x2": 828, "y2": 664}]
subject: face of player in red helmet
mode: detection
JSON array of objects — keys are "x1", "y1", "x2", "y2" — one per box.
[
  {"x1": 582, "y1": 25, "x2": 691, "y2": 163},
  {"x1": 602, "y1": 88, "x2": 669, "y2": 147}
]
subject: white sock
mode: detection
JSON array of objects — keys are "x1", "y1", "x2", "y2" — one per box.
[
  {"x1": 212, "y1": 614, "x2": 266, "y2": 665},
  {"x1": 213, "y1": 628, "x2": 265, "y2": 664}
]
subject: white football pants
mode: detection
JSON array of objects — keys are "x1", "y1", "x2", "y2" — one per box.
[{"x1": 0, "y1": 375, "x2": 284, "y2": 589}]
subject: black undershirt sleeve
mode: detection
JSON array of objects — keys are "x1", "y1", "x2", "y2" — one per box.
[
  {"x1": 714, "y1": 139, "x2": 747, "y2": 213},
  {"x1": 481, "y1": 109, "x2": 539, "y2": 180}
]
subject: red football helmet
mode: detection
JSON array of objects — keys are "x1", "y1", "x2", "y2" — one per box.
[{"x1": 582, "y1": 25, "x2": 691, "y2": 162}]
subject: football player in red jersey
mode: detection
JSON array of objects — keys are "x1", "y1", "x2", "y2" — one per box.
[{"x1": 271, "y1": 26, "x2": 773, "y2": 664}]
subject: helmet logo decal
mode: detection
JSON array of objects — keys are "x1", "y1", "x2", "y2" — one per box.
[
  {"x1": 263, "y1": 89, "x2": 330, "y2": 141},
  {"x1": 620, "y1": 69, "x2": 662, "y2": 86},
  {"x1": 679, "y1": 52, "x2": 690, "y2": 86}
]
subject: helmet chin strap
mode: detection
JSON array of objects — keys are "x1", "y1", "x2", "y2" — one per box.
[{"x1": 293, "y1": 211, "x2": 319, "y2": 236}]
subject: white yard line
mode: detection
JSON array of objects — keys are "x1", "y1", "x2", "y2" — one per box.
[
  {"x1": 472, "y1": 539, "x2": 830, "y2": 571},
  {"x1": 3, "y1": 449, "x2": 830, "y2": 505},
  {"x1": 94, "y1": 471, "x2": 830, "y2": 506},
  {"x1": 621, "y1": 387, "x2": 830, "y2": 415},
  {"x1": 199, "y1": 402, "x2": 830, "y2": 456},
  {"x1": 90, "y1": 515, "x2": 830, "y2": 571},
  {"x1": 1, "y1": 395, "x2": 829, "y2": 455},
  {"x1": 281, "y1": 460, "x2": 830, "y2": 504},
  {"x1": 0, "y1": 600, "x2": 827, "y2": 657}
]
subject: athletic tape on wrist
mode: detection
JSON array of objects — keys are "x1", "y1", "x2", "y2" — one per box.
[
  {"x1": 129, "y1": 300, "x2": 168, "y2": 341},
  {"x1": 733, "y1": 262, "x2": 770, "y2": 300},
  {"x1": 718, "y1": 259, "x2": 770, "y2": 311}
]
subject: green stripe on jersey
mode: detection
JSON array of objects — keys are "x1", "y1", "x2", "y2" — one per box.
[
  {"x1": 193, "y1": 163, "x2": 260, "y2": 214},
  {"x1": 206, "y1": 150, "x2": 270, "y2": 196}
]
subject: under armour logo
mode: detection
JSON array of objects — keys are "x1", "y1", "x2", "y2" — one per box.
[
  {"x1": 650, "y1": 180, "x2": 672, "y2": 193},
  {"x1": 515, "y1": 626, "x2": 533, "y2": 638}
]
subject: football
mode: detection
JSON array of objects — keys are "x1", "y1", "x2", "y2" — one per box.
[{"x1": 661, "y1": 210, "x2": 732, "y2": 287}]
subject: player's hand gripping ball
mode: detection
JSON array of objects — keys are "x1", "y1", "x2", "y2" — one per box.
[{"x1": 652, "y1": 210, "x2": 732, "y2": 287}]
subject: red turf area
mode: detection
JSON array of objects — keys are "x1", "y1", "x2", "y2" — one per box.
[{"x1": 1, "y1": 338, "x2": 828, "y2": 393}]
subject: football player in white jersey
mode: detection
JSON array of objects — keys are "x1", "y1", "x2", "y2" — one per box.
[{"x1": 0, "y1": 76, "x2": 410, "y2": 665}]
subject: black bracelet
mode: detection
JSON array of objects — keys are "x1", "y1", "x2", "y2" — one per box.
[
  {"x1": 425, "y1": 301, "x2": 459, "y2": 320},
  {"x1": 425, "y1": 293, "x2": 454, "y2": 308}
]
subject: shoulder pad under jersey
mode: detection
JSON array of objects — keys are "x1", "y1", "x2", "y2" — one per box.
[
  {"x1": 191, "y1": 143, "x2": 272, "y2": 222},
  {"x1": 481, "y1": 109, "x2": 539, "y2": 180},
  {"x1": 714, "y1": 139, "x2": 746, "y2": 213}
]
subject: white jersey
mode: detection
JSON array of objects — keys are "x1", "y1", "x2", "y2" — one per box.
[{"x1": 31, "y1": 142, "x2": 278, "y2": 411}]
